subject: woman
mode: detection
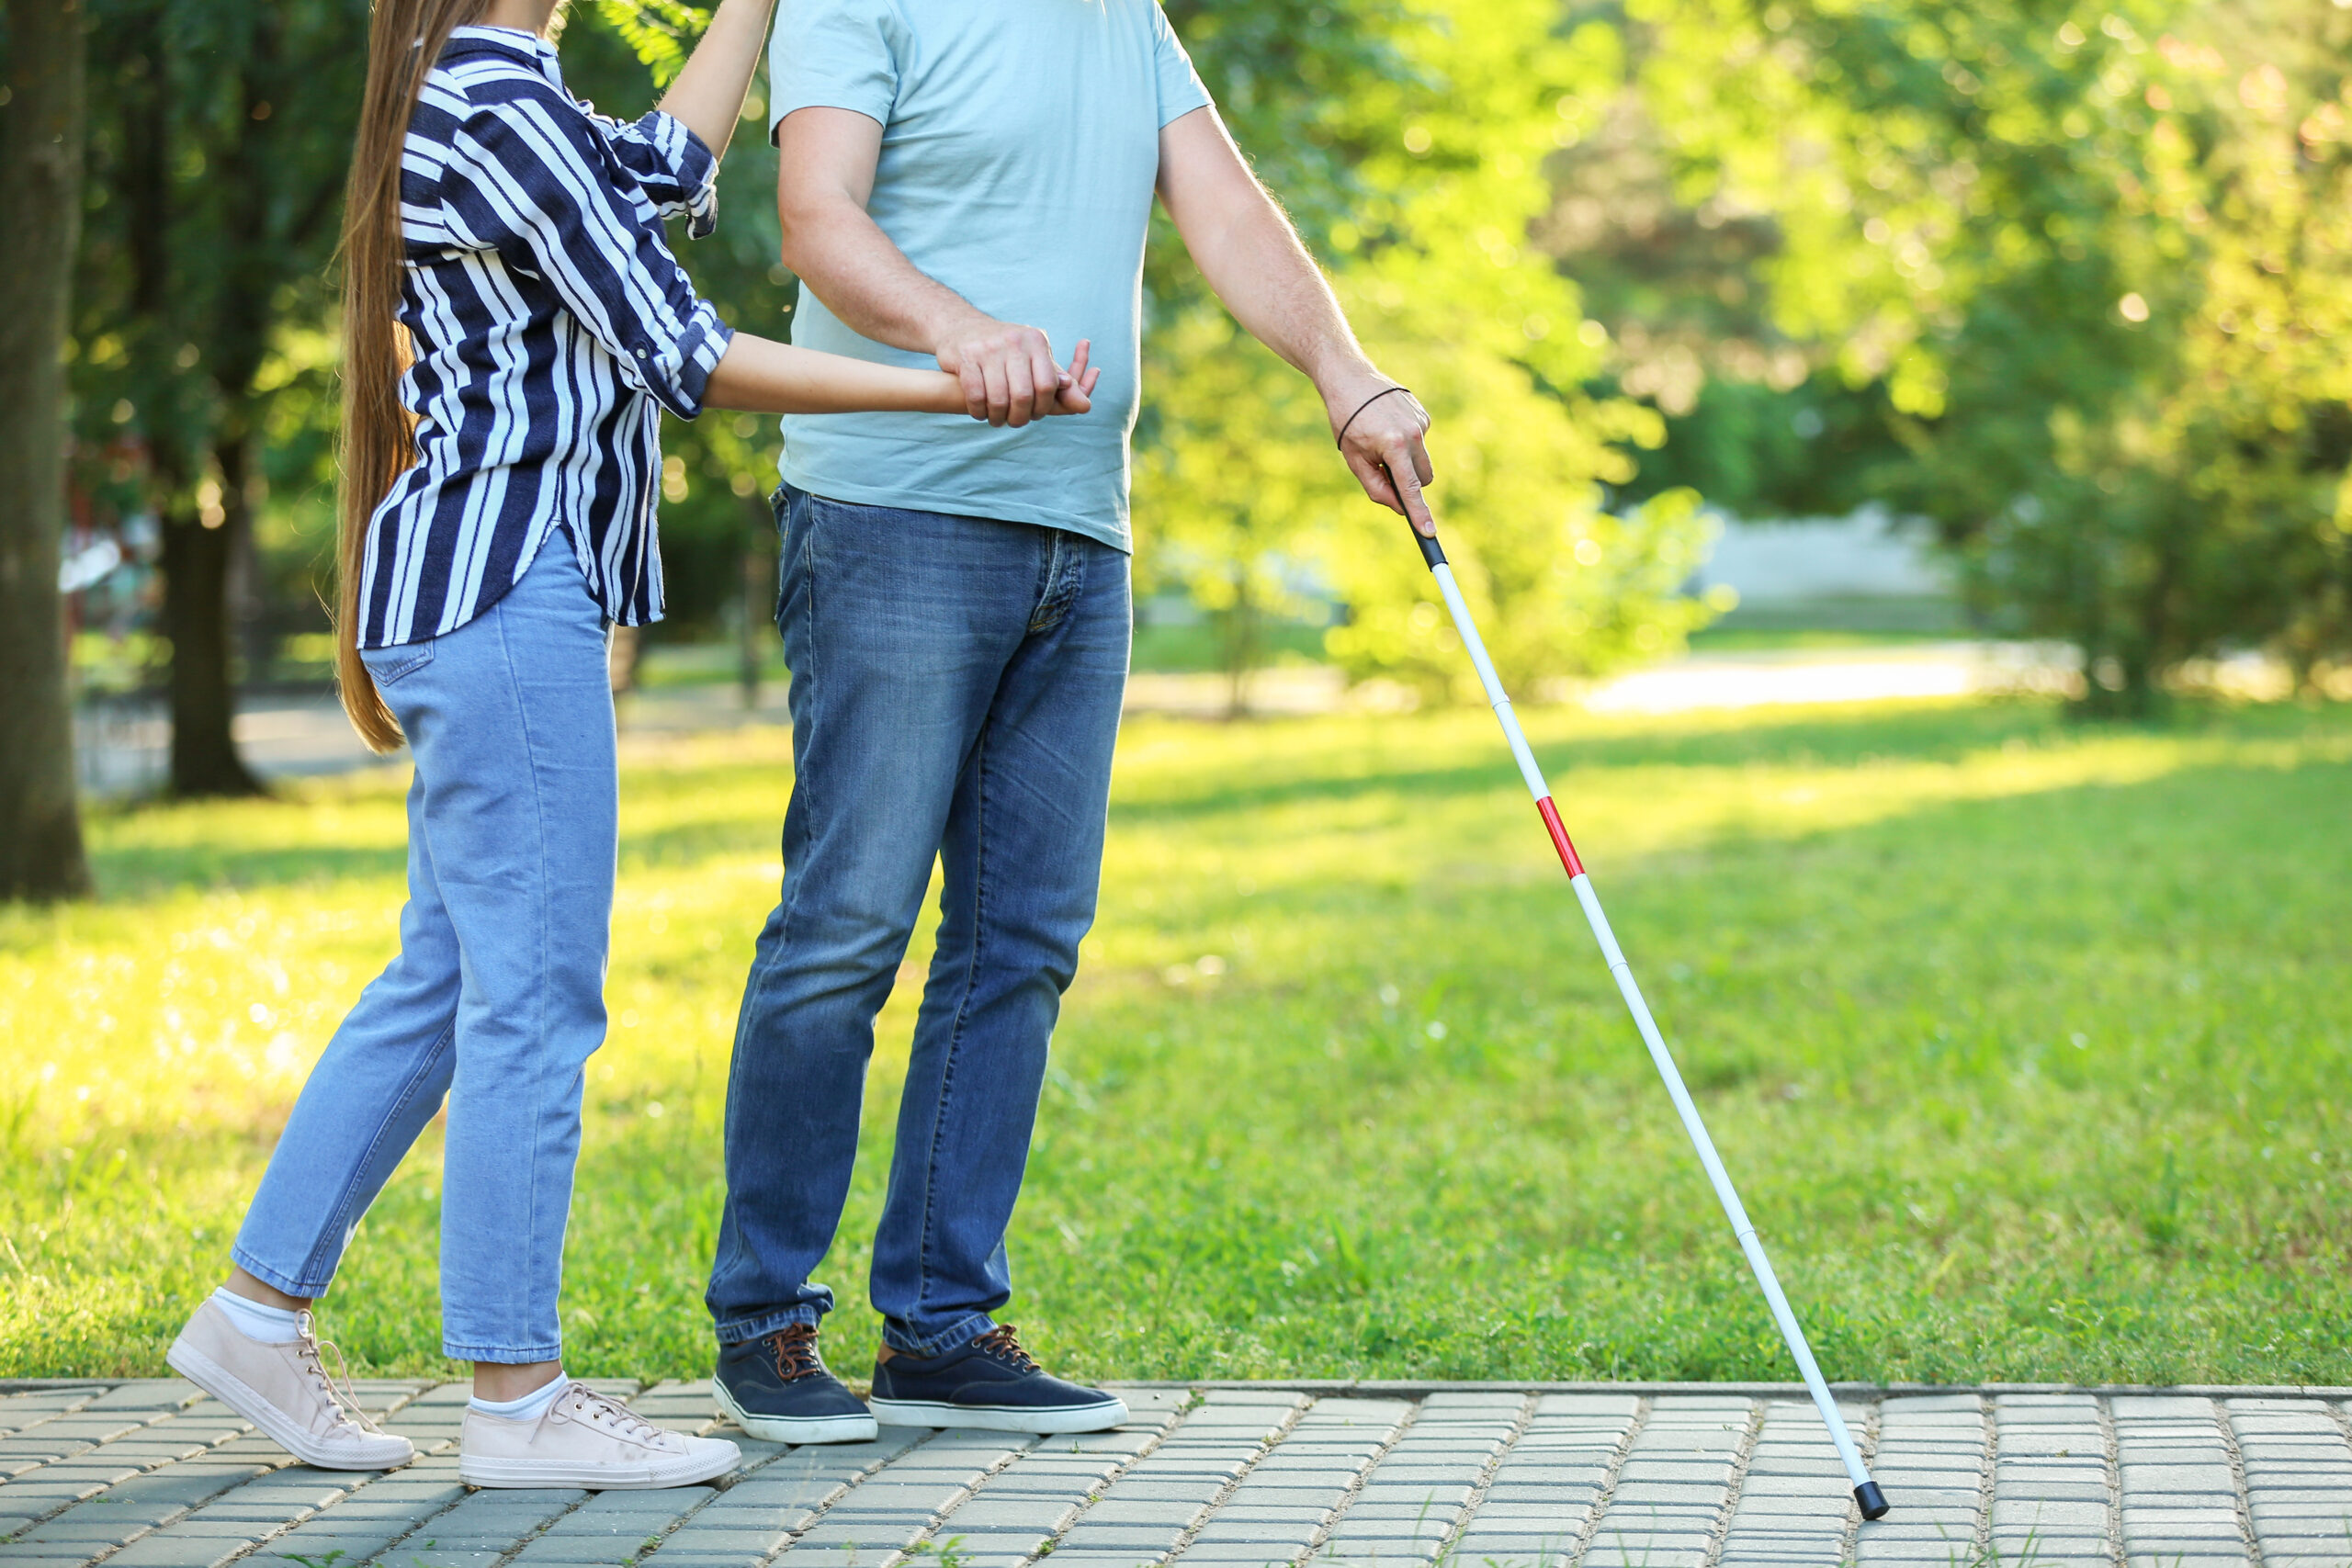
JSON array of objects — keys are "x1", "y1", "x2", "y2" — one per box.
[{"x1": 164, "y1": 0, "x2": 1096, "y2": 1491}]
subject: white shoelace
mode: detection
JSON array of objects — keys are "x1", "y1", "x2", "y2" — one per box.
[
  {"x1": 292, "y1": 1312, "x2": 389, "y2": 1436},
  {"x1": 559, "y1": 1382, "x2": 668, "y2": 1445}
]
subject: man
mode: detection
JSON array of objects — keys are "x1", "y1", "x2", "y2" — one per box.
[{"x1": 707, "y1": 0, "x2": 1436, "y2": 1442}]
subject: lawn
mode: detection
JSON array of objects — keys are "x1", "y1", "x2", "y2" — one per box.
[{"x1": 5, "y1": 695, "x2": 2348, "y2": 1388}]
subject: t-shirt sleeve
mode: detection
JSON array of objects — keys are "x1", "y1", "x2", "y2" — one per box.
[
  {"x1": 1149, "y1": 3, "x2": 1213, "y2": 128},
  {"x1": 767, "y1": 0, "x2": 902, "y2": 141}
]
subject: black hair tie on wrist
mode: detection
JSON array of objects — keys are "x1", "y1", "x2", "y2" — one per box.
[{"x1": 1336, "y1": 385, "x2": 1415, "y2": 451}]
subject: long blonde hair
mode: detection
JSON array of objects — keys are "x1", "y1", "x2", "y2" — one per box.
[{"x1": 334, "y1": 0, "x2": 491, "y2": 750}]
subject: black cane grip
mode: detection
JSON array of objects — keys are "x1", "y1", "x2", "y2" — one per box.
[{"x1": 1408, "y1": 519, "x2": 1447, "y2": 569}]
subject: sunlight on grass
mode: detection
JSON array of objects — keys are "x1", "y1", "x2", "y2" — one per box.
[{"x1": 5, "y1": 696, "x2": 2348, "y2": 1384}]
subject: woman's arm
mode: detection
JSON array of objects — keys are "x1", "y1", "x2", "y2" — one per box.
[
  {"x1": 656, "y1": 0, "x2": 776, "y2": 160},
  {"x1": 704, "y1": 333, "x2": 1101, "y2": 417}
]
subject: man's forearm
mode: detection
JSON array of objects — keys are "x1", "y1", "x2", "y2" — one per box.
[
  {"x1": 1188, "y1": 188, "x2": 1374, "y2": 397},
  {"x1": 778, "y1": 194, "x2": 980, "y2": 355},
  {"x1": 1158, "y1": 106, "x2": 1435, "y2": 529},
  {"x1": 1156, "y1": 109, "x2": 1384, "y2": 417}
]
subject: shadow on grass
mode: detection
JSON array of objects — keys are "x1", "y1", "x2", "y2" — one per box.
[
  {"x1": 78, "y1": 700, "x2": 2351, "y2": 896},
  {"x1": 1105, "y1": 697, "x2": 2346, "y2": 826},
  {"x1": 90, "y1": 841, "x2": 413, "y2": 897}
]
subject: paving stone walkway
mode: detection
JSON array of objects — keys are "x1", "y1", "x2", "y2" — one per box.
[{"x1": 3, "y1": 1382, "x2": 2347, "y2": 1568}]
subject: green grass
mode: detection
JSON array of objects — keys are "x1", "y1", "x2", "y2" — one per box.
[
  {"x1": 6, "y1": 696, "x2": 2349, "y2": 1387},
  {"x1": 627, "y1": 620, "x2": 1334, "y2": 690}
]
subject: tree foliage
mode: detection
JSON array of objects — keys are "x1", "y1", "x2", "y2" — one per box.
[{"x1": 1620, "y1": 0, "x2": 2352, "y2": 708}]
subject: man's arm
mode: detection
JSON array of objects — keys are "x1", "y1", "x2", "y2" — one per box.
[
  {"x1": 1154, "y1": 106, "x2": 1435, "y2": 534},
  {"x1": 773, "y1": 107, "x2": 1069, "y2": 427}
]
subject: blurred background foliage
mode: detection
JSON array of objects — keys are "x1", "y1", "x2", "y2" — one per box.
[
  {"x1": 1589, "y1": 0, "x2": 2352, "y2": 711},
  {"x1": 51, "y1": 0, "x2": 2352, "y2": 792}
]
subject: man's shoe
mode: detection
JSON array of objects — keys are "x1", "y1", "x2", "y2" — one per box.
[
  {"x1": 714, "y1": 1324, "x2": 877, "y2": 1444},
  {"x1": 868, "y1": 1325, "x2": 1127, "y2": 1434},
  {"x1": 166, "y1": 1298, "x2": 415, "y2": 1472},
  {"x1": 460, "y1": 1381, "x2": 741, "y2": 1488}
]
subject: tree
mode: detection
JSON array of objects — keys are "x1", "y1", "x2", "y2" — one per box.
[
  {"x1": 1625, "y1": 0, "x2": 2352, "y2": 710},
  {"x1": 75, "y1": 0, "x2": 368, "y2": 794},
  {"x1": 0, "y1": 0, "x2": 97, "y2": 899}
]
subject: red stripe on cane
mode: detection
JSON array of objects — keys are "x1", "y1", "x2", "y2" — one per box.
[{"x1": 1535, "y1": 796, "x2": 1585, "y2": 877}]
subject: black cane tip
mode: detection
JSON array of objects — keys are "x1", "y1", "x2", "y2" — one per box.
[{"x1": 1854, "y1": 1481, "x2": 1890, "y2": 1520}]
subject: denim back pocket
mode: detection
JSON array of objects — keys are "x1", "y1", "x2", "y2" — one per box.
[{"x1": 361, "y1": 641, "x2": 436, "y2": 686}]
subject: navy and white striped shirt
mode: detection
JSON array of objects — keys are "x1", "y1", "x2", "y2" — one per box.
[{"x1": 357, "y1": 26, "x2": 734, "y2": 649}]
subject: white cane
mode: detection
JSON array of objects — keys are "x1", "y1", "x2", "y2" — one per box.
[{"x1": 1392, "y1": 500, "x2": 1889, "y2": 1522}]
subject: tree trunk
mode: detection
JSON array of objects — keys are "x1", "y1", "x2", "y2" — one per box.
[
  {"x1": 164, "y1": 475, "x2": 263, "y2": 797},
  {"x1": 0, "y1": 0, "x2": 96, "y2": 899},
  {"x1": 1219, "y1": 570, "x2": 1261, "y2": 719}
]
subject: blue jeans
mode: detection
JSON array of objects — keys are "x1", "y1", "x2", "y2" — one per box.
[
  {"x1": 707, "y1": 487, "x2": 1129, "y2": 1356},
  {"x1": 232, "y1": 540, "x2": 616, "y2": 1363}
]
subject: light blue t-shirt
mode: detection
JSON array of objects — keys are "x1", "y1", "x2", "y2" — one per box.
[{"x1": 766, "y1": 0, "x2": 1211, "y2": 551}]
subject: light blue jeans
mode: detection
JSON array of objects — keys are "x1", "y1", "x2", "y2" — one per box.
[
  {"x1": 232, "y1": 539, "x2": 615, "y2": 1363},
  {"x1": 706, "y1": 487, "x2": 1130, "y2": 1356}
]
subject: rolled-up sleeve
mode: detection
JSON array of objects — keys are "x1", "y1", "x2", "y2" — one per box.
[
  {"x1": 599, "y1": 108, "x2": 720, "y2": 239},
  {"x1": 442, "y1": 88, "x2": 733, "y2": 419}
]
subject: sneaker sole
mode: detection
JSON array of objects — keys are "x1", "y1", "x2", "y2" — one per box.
[
  {"x1": 458, "y1": 1444, "x2": 741, "y2": 1491},
  {"x1": 866, "y1": 1394, "x2": 1129, "y2": 1435},
  {"x1": 713, "y1": 1377, "x2": 878, "y2": 1446},
  {"x1": 165, "y1": 1337, "x2": 413, "y2": 1472}
]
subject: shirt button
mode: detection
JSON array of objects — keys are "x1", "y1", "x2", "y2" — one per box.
[{"x1": 635, "y1": 347, "x2": 649, "y2": 358}]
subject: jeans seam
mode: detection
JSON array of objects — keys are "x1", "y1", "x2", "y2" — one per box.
[
  {"x1": 496, "y1": 598, "x2": 557, "y2": 1349},
  {"x1": 914, "y1": 718, "x2": 993, "y2": 1333},
  {"x1": 290, "y1": 1018, "x2": 458, "y2": 1292},
  {"x1": 717, "y1": 492, "x2": 821, "y2": 1308},
  {"x1": 365, "y1": 643, "x2": 436, "y2": 685},
  {"x1": 1027, "y1": 529, "x2": 1066, "y2": 634}
]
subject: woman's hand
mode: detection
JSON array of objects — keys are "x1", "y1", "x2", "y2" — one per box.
[{"x1": 1041, "y1": 340, "x2": 1101, "y2": 418}]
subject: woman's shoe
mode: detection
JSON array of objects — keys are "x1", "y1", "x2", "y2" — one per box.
[
  {"x1": 166, "y1": 1298, "x2": 416, "y2": 1471},
  {"x1": 460, "y1": 1381, "x2": 741, "y2": 1489}
]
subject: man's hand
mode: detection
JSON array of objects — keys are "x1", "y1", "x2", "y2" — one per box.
[
  {"x1": 1326, "y1": 374, "x2": 1436, "y2": 536},
  {"x1": 775, "y1": 107, "x2": 1098, "y2": 428},
  {"x1": 935, "y1": 312, "x2": 1069, "y2": 428}
]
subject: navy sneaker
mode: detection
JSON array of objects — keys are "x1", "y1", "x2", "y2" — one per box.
[
  {"x1": 868, "y1": 1325, "x2": 1128, "y2": 1434},
  {"x1": 714, "y1": 1324, "x2": 877, "y2": 1445}
]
